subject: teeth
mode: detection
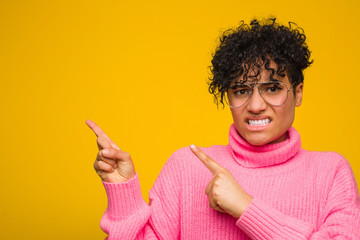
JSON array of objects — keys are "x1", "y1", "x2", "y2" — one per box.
[{"x1": 248, "y1": 118, "x2": 271, "y2": 126}]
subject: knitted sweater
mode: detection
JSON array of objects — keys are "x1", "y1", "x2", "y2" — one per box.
[{"x1": 100, "y1": 125, "x2": 360, "y2": 239}]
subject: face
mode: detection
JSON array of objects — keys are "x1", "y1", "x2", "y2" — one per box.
[{"x1": 229, "y1": 68, "x2": 303, "y2": 146}]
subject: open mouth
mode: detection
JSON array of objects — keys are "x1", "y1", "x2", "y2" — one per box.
[{"x1": 247, "y1": 118, "x2": 271, "y2": 126}]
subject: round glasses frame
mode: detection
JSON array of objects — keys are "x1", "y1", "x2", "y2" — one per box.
[{"x1": 225, "y1": 81, "x2": 291, "y2": 108}]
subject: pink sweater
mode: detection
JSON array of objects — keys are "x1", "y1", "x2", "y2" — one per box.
[{"x1": 100, "y1": 125, "x2": 360, "y2": 239}]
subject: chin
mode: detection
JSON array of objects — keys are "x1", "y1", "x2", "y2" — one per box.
[
  {"x1": 243, "y1": 130, "x2": 288, "y2": 146},
  {"x1": 242, "y1": 134, "x2": 271, "y2": 146}
]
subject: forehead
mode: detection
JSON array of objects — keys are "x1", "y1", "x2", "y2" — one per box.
[{"x1": 234, "y1": 63, "x2": 289, "y2": 84}]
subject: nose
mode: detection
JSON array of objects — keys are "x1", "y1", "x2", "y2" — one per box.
[{"x1": 246, "y1": 87, "x2": 267, "y2": 114}]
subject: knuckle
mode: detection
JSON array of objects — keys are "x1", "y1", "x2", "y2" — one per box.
[
  {"x1": 205, "y1": 188, "x2": 210, "y2": 195},
  {"x1": 98, "y1": 153, "x2": 105, "y2": 162},
  {"x1": 212, "y1": 188, "x2": 220, "y2": 197},
  {"x1": 97, "y1": 161, "x2": 110, "y2": 171},
  {"x1": 102, "y1": 148, "x2": 115, "y2": 159},
  {"x1": 215, "y1": 173, "x2": 222, "y2": 178},
  {"x1": 213, "y1": 181, "x2": 220, "y2": 188},
  {"x1": 218, "y1": 170, "x2": 229, "y2": 178},
  {"x1": 213, "y1": 175, "x2": 221, "y2": 181},
  {"x1": 209, "y1": 200, "x2": 216, "y2": 208},
  {"x1": 94, "y1": 160, "x2": 100, "y2": 170},
  {"x1": 105, "y1": 148, "x2": 114, "y2": 157}
]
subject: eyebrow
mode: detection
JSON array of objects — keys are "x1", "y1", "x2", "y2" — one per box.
[{"x1": 231, "y1": 79, "x2": 282, "y2": 87}]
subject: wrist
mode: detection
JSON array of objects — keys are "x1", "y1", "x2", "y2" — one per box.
[{"x1": 235, "y1": 195, "x2": 253, "y2": 218}]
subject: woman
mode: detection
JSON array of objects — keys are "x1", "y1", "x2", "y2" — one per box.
[{"x1": 86, "y1": 18, "x2": 360, "y2": 239}]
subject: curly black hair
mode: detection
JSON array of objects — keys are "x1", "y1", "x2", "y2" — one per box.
[{"x1": 208, "y1": 18, "x2": 313, "y2": 107}]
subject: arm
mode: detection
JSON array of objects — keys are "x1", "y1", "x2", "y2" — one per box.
[
  {"x1": 236, "y1": 158, "x2": 360, "y2": 239},
  {"x1": 99, "y1": 154, "x2": 182, "y2": 239},
  {"x1": 100, "y1": 154, "x2": 182, "y2": 239},
  {"x1": 100, "y1": 174, "x2": 154, "y2": 239},
  {"x1": 86, "y1": 120, "x2": 180, "y2": 239},
  {"x1": 190, "y1": 145, "x2": 360, "y2": 239}
]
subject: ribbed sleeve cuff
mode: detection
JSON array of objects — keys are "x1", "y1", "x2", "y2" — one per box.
[
  {"x1": 102, "y1": 173, "x2": 148, "y2": 221},
  {"x1": 236, "y1": 198, "x2": 313, "y2": 239}
]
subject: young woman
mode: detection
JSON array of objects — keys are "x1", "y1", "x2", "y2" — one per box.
[{"x1": 86, "y1": 18, "x2": 360, "y2": 239}]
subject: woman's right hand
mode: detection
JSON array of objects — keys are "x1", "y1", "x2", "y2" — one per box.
[{"x1": 86, "y1": 119, "x2": 136, "y2": 183}]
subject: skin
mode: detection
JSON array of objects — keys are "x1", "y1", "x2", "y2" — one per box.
[
  {"x1": 86, "y1": 119, "x2": 135, "y2": 183},
  {"x1": 190, "y1": 144, "x2": 253, "y2": 218},
  {"x1": 86, "y1": 67, "x2": 303, "y2": 218},
  {"x1": 230, "y1": 69, "x2": 303, "y2": 146},
  {"x1": 189, "y1": 68, "x2": 303, "y2": 218}
]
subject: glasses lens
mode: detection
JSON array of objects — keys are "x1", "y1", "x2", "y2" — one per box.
[
  {"x1": 259, "y1": 82, "x2": 288, "y2": 106},
  {"x1": 226, "y1": 81, "x2": 289, "y2": 108},
  {"x1": 226, "y1": 84, "x2": 252, "y2": 108}
]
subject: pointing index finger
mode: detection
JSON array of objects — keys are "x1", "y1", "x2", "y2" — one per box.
[
  {"x1": 86, "y1": 119, "x2": 105, "y2": 137},
  {"x1": 85, "y1": 119, "x2": 120, "y2": 150},
  {"x1": 190, "y1": 144, "x2": 224, "y2": 175}
]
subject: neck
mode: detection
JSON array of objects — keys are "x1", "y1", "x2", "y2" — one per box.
[{"x1": 228, "y1": 124, "x2": 301, "y2": 168}]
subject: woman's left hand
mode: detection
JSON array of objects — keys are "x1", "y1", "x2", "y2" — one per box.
[{"x1": 190, "y1": 144, "x2": 253, "y2": 219}]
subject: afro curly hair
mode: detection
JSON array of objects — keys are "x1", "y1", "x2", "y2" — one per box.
[{"x1": 208, "y1": 18, "x2": 313, "y2": 107}]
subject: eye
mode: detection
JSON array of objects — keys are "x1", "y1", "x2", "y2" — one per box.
[
  {"x1": 235, "y1": 89, "x2": 248, "y2": 95},
  {"x1": 263, "y1": 83, "x2": 283, "y2": 94},
  {"x1": 231, "y1": 85, "x2": 251, "y2": 97}
]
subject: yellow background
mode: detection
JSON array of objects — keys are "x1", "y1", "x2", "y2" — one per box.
[{"x1": 1, "y1": 0, "x2": 359, "y2": 239}]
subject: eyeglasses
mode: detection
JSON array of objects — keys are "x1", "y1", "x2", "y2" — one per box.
[{"x1": 225, "y1": 81, "x2": 291, "y2": 108}]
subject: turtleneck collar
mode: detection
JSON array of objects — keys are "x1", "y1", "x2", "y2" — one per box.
[{"x1": 228, "y1": 124, "x2": 301, "y2": 168}]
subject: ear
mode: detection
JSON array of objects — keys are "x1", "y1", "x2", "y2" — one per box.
[{"x1": 295, "y1": 83, "x2": 303, "y2": 107}]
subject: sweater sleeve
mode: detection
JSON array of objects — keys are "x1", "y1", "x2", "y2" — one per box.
[
  {"x1": 99, "y1": 151, "x2": 182, "y2": 240},
  {"x1": 236, "y1": 158, "x2": 360, "y2": 239}
]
